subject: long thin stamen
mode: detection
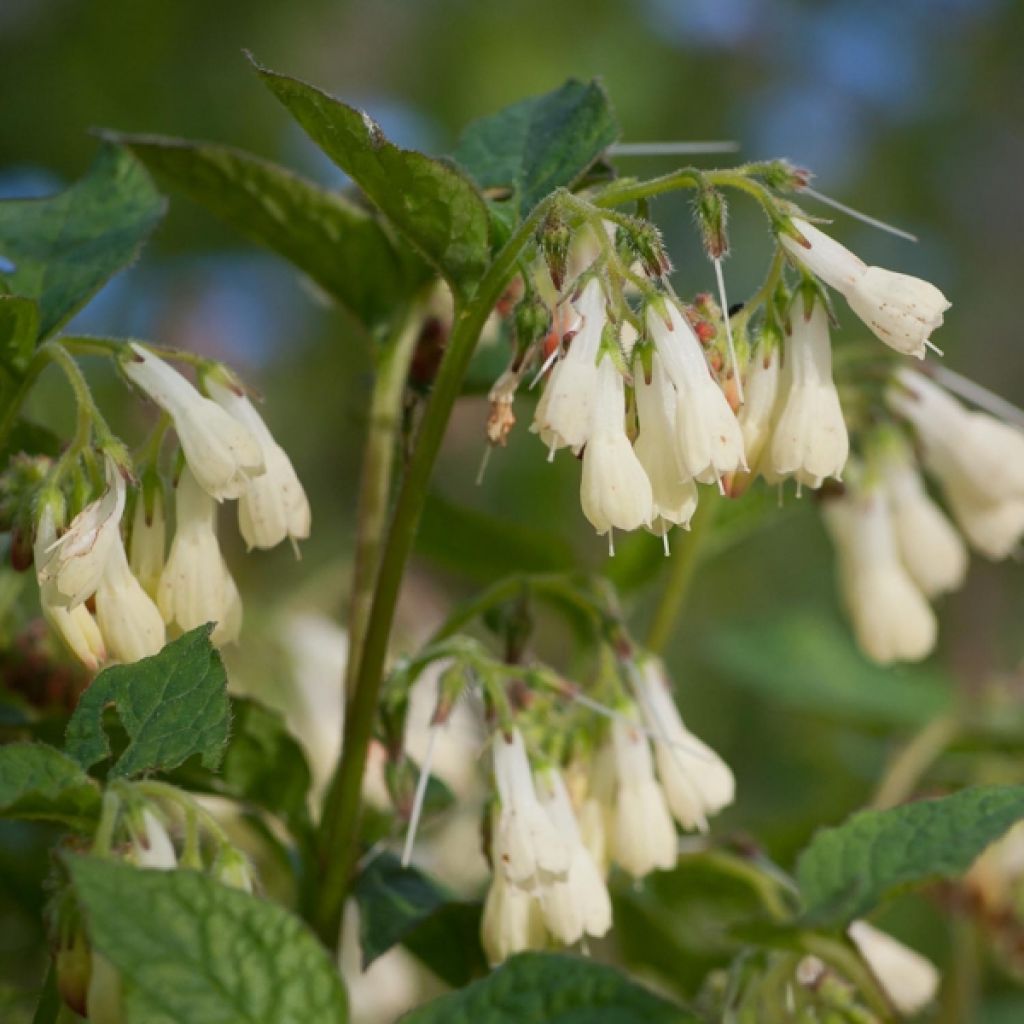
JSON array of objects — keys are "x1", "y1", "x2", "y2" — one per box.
[
  {"x1": 401, "y1": 725, "x2": 440, "y2": 868},
  {"x1": 662, "y1": 531, "x2": 671, "y2": 557},
  {"x1": 475, "y1": 445, "x2": 492, "y2": 486},
  {"x1": 609, "y1": 141, "x2": 740, "y2": 157},
  {"x1": 530, "y1": 347, "x2": 560, "y2": 390},
  {"x1": 924, "y1": 338, "x2": 945, "y2": 357},
  {"x1": 933, "y1": 366, "x2": 1024, "y2": 429},
  {"x1": 800, "y1": 186, "x2": 919, "y2": 243},
  {"x1": 713, "y1": 258, "x2": 743, "y2": 404},
  {"x1": 608, "y1": 529, "x2": 615, "y2": 557}
]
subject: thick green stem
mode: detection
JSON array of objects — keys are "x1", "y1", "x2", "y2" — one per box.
[
  {"x1": 342, "y1": 305, "x2": 423, "y2": 702},
  {"x1": 645, "y1": 494, "x2": 720, "y2": 654},
  {"x1": 313, "y1": 203, "x2": 552, "y2": 947},
  {"x1": 870, "y1": 712, "x2": 960, "y2": 811}
]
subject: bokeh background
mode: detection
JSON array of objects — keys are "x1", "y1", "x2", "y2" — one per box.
[{"x1": 3, "y1": 1, "x2": 1024, "y2": 1020}]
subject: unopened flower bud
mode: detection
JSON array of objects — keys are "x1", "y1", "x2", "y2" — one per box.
[
  {"x1": 626, "y1": 220, "x2": 672, "y2": 278},
  {"x1": 538, "y1": 209, "x2": 571, "y2": 291},
  {"x1": 695, "y1": 186, "x2": 728, "y2": 259},
  {"x1": 56, "y1": 927, "x2": 91, "y2": 1016}
]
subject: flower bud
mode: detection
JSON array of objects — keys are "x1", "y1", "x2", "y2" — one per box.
[
  {"x1": 695, "y1": 186, "x2": 728, "y2": 260},
  {"x1": 56, "y1": 927, "x2": 91, "y2": 1016},
  {"x1": 538, "y1": 209, "x2": 571, "y2": 292},
  {"x1": 847, "y1": 921, "x2": 939, "y2": 1017}
]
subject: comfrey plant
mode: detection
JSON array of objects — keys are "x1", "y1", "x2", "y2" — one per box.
[{"x1": 3, "y1": 63, "x2": 1024, "y2": 1024}]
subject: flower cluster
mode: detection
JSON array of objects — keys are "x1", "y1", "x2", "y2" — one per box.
[{"x1": 26, "y1": 345, "x2": 309, "y2": 668}]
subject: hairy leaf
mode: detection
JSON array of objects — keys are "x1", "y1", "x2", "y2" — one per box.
[
  {"x1": 353, "y1": 851, "x2": 485, "y2": 987},
  {"x1": 797, "y1": 785, "x2": 1024, "y2": 925},
  {"x1": 65, "y1": 626, "x2": 230, "y2": 778},
  {"x1": 0, "y1": 144, "x2": 165, "y2": 338},
  {"x1": 454, "y1": 79, "x2": 619, "y2": 221},
  {"x1": 251, "y1": 56, "x2": 489, "y2": 294},
  {"x1": 0, "y1": 742, "x2": 99, "y2": 829},
  {"x1": 401, "y1": 951, "x2": 696, "y2": 1023},
  {"x1": 0, "y1": 295, "x2": 39, "y2": 371},
  {"x1": 68, "y1": 856, "x2": 347, "y2": 1023},
  {"x1": 110, "y1": 133, "x2": 425, "y2": 329}
]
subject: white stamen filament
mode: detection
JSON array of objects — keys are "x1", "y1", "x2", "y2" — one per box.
[
  {"x1": 932, "y1": 366, "x2": 1024, "y2": 430},
  {"x1": 609, "y1": 141, "x2": 740, "y2": 156},
  {"x1": 799, "y1": 186, "x2": 919, "y2": 244},
  {"x1": 476, "y1": 445, "x2": 492, "y2": 487},
  {"x1": 401, "y1": 724, "x2": 440, "y2": 868},
  {"x1": 530, "y1": 347, "x2": 560, "y2": 390},
  {"x1": 662, "y1": 531, "x2": 671, "y2": 557},
  {"x1": 713, "y1": 258, "x2": 743, "y2": 404}
]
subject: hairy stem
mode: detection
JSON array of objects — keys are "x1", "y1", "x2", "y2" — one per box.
[
  {"x1": 645, "y1": 493, "x2": 720, "y2": 654},
  {"x1": 870, "y1": 712, "x2": 960, "y2": 811},
  {"x1": 313, "y1": 201, "x2": 552, "y2": 947}
]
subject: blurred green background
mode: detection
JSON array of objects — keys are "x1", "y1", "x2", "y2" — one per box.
[{"x1": 3, "y1": 0, "x2": 1024, "y2": 1018}]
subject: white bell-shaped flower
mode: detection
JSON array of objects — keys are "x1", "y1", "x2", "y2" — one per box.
[
  {"x1": 880, "y1": 447, "x2": 967, "y2": 597},
  {"x1": 609, "y1": 710, "x2": 677, "y2": 879},
  {"x1": 782, "y1": 218, "x2": 949, "y2": 359},
  {"x1": 130, "y1": 809, "x2": 178, "y2": 870},
  {"x1": 480, "y1": 867, "x2": 547, "y2": 965},
  {"x1": 634, "y1": 660, "x2": 734, "y2": 832},
  {"x1": 768, "y1": 294, "x2": 848, "y2": 488},
  {"x1": 205, "y1": 378, "x2": 311, "y2": 551},
  {"x1": 122, "y1": 344, "x2": 264, "y2": 501},
  {"x1": 95, "y1": 533, "x2": 166, "y2": 664},
  {"x1": 634, "y1": 353, "x2": 698, "y2": 528},
  {"x1": 531, "y1": 280, "x2": 605, "y2": 454},
  {"x1": 647, "y1": 301, "x2": 745, "y2": 483},
  {"x1": 33, "y1": 504, "x2": 106, "y2": 670},
  {"x1": 737, "y1": 340, "x2": 782, "y2": 474},
  {"x1": 492, "y1": 729, "x2": 570, "y2": 886},
  {"x1": 38, "y1": 455, "x2": 126, "y2": 609},
  {"x1": 158, "y1": 467, "x2": 242, "y2": 645},
  {"x1": 534, "y1": 770, "x2": 612, "y2": 945},
  {"x1": 847, "y1": 921, "x2": 940, "y2": 1017},
  {"x1": 936, "y1": 462, "x2": 1024, "y2": 561},
  {"x1": 580, "y1": 355, "x2": 654, "y2": 536},
  {"x1": 128, "y1": 490, "x2": 165, "y2": 600},
  {"x1": 823, "y1": 488, "x2": 936, "y2": 664}
]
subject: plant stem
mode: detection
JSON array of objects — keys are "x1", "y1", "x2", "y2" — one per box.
[
  {"x1": 342, "y1": 304, "x2": 423, "y2": 701},
  {"x1": 31, "y1": 961, "x2": 60, "y2": 1024},
  {"x1": 870, "y1": 712, "x2": 960, "y2": 811},
  {"x1": 313, "y1": 201, "x2": 552, "y2": 947},
  {"x1": 645, "y1": 493, "x2": 720, "y2": 654}
]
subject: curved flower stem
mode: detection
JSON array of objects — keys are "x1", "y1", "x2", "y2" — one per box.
[
  {"x1": 869, "y1": 712, "x2": 960, "y2": 811},
  {"x1": 343, "y1": 302, "x2": 425, "y2": 701},
  {"x1": 313, "y1": 200, "x2": 555, "y2": 948},
  {"x1": 645, "y1": 493, "x2": 720, "y2": 654},
  {"x1": 60, "y1": 334, "x2": 212, "y2": 369}
]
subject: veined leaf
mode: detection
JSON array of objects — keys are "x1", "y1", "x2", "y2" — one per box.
[
  {"x1": 0, "y1": 144, "x2": 165, "y2": 338},
  {"x1": 797, "y1": 785, "x2": 1024, "y2": 926},
  {"x1": 110, "y1": 132, "x2": 426, "y2": 329},
  {"x1": 0, "y1": 742, "x2": 100, "y2": 829},
  {"x1": 68, "y1": 856, "x2": 347, "y2": 1024},
  {"x1": 454, "y1": 79, "x2": 619, "y2": 223},
  {"x1": 0, "y1": 295, "x2": 39, "y2": 371},
  {"x1": 251, "y1": 55, "x2": 490, "y2": 295},
  {"x1": 65, "y1": 626, "x2": 230, "y2": 778}
]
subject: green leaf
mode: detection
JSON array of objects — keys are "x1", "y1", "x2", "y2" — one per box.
[
  {"x1": 0, "y1": 144, "x2": 165, "y2": 338},
  {"x1": 703, "y1": 613, "x2": 952, "y2": 727},
  {"x1": 0, "y1": 742, "x2": 100, "y2": 829},
  {"x1": 352, "y1": 852, "x2": 485, "y2": 987},
  {"x1": 797, "y1": 785, "x2": 1024, "y2": 926},
  {"x1": 453, "y1": 79, "x2": 619, "y2": 222},
  {"x1": 65, "y1": 626, "x2": 230, "y2": 778},
  {"x1": 0, "y1": 295, "x2": 39, "y2": 371},
  {"x1": 110, "y1": 133, "x2": 426, "y2": 330},
  {"x1": 68, "y1": 856, "x2": 348, "y2": 1024},
  {"x1": 401, "y1": 952, "x2": 696, "y2": 1024},
  {"x1": 251, "y1": 55, "x2": 490, "y2": 295}
]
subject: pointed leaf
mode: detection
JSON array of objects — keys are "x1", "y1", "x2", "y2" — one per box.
[
  {"x1": 797, "y1": 785, "x2": 1024, "y2": 926},
  {"x1": 251, "y1": 55, "x2": 490, "y2": 294},
  {"x1": 68, "y1": 856, "x2": 348, "y2": 1024},
  {"x1": 453, "y1": 80, "x2": 619, "y2": 222},
  {"x1": 0, "y1": 742, "x2": 100, "y2": 829},
  {"x1": 65, "y1": 626, "x2": 230, "y2": 778},
  {"x1": 0, "y1": 145, "x2": 165, "y2": 338},
  {"x1": 109, "y1": 133, "x2": 427, "y2": 329}
]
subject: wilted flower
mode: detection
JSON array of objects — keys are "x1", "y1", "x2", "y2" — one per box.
[
  {"x1": 95, "y1": 532, "x2": 166, "y2": 664},
  {"x1": 121, "y1": 345, "x2": 264, "y2": 501}
]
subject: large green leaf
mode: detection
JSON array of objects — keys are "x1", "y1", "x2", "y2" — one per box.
[
  {"x1": 251, "y1": 56, "x2": 490, "y2": 295},
  {"x1": 110, "y1": 132, "x2": 425, "y2": 329},
  {"x1": 401, "y1": 952, "x2": 696, "y2": 1024},
  {"x1": 797, "y1": 785, "x2": 1024, "y2": 926},
  {"x1": 68, "y1": 856, "x2": 347, "y2": 1024},
  {"x1": 0, "y1": 295, "x2": 39, "y2": 371},
  {"x1": 0, "y1": 742, "x2": 100, "y2": 829},
  {"x1": 65, "y1": 626, "x2": 230, "y2": 778},
  {"x1": 352, "y1": 851, "x2": 485, "y2": 987},
  {"x1": 703, "y1": 613, "x2": 952, "y2": 727},
  {"x1": 0, "y1": 144, "x2": 165, "y2": 338},
  {"x1": 453, "y1": 79, "x2": 619, "y2": 222}
]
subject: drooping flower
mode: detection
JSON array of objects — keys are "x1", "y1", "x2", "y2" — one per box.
[
  {"x1": 38, "y1": 455, "x2": 126, "y2": 609},
  {"x1": 128, "y1": 486, "x2": 165, "y2": 600},
  {"x1": 480, "y1": 860, "x2": 548, "y2": 965},
  {"x1": 579, "y1": 354, "x2": 654, "y2": 536},
  {"x1": 647, "y1": 301, "x2": 746, "y2": 484},
  {"x1": 822, "y1": 485, "x2": 936, "y2": 664},
  {"x1": 129, "y1": 809, "x2": 178, "y2": 870},
  {"x1": 158, "y1": 467, "x2": 242, "y2": 645},
  {"x1": 205, "y1": 376, "x2": 311, "y2": 552},
  {"x1": 94, "y1": 532, "x2": 166, "y2": 664},
  {"x1": 121, "y1": 345, "x2": 264, "y2": 501},
  {"x1": 847, "y1": 921, "x2": 940, "y2": 1017},
  {"x1": 608, "y1": 710, "x2": 678, "y2": 878},
  {"x1": 768, "y1": 293, "x2": 848, "y2": 488},
  {"x1": 736, "y1": 337, "x2": 782, "y2": 476},
  {"x1": 782, "y1": 218, "x2": 950, "y2": 359},
  {"x1": 33, "y1": 502, "x2": 106, "y2": 670},
  {"x1": 634, "y1": 660, "x2": 734, "y2": 832}
]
